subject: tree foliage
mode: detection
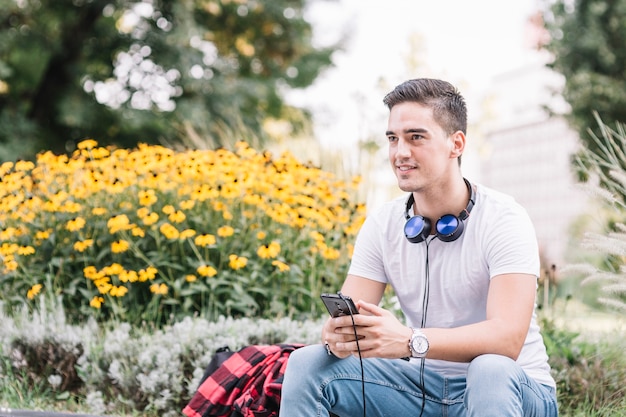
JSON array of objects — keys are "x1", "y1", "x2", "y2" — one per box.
[
  {"x1": 543, "y1": 0, "x2": 626, "y2": 132},
  {"x1": 543, "y1": 0, "x2": 626, "y2": 181},
  {"x1": 0, "y1": 0, "x2": 336, "y2": 160}
]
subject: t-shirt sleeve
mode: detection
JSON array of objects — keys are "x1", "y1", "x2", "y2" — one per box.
[
  {"x1": 484, "y1": 200, "x2": 541, "y2": 279},
  {"x1": 347, "y1": 211, "x2": 389, "y2": 283}
]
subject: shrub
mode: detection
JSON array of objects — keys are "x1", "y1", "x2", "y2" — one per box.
[
  {"x1": 0, "y1": 140, "x2": 365, "y2": 325},
  {"x1": 0, "y1": 298, "x2": 324, "y2": 416}
]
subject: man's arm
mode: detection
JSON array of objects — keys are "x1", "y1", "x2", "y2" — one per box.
[
  {"x1": 421, "y1": 272, "x2": 536, "y2": 361},
  {"x1": 340, "y1": 274, "x2": 387, "y2": 306},
  {"x1": 332, "y1": 273, "x2": 537, "y2": 362}
]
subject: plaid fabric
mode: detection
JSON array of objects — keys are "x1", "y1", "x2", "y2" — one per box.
[{"x1": 183, "y1": 343, "x2": 305, "y2": 417}]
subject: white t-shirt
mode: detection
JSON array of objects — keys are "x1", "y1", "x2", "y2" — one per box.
[{"x1": 348, "y1": 182, "x2": 555, "y2": 388}]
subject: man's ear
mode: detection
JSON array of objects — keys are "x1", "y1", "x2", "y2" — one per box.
[{"x1": 449, "y1": 130, "x2": 466, "y2": 159}]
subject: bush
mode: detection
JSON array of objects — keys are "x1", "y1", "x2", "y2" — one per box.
[
  {"x1": 0, "y1": 298, "x2": 324, "y2": 416},
  {"x1": 0, "y1": 140, "x2": 365, "y2": 325}
]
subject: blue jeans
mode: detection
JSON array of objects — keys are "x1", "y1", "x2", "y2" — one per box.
[{"x1": 280, "y1": 344, "x2": 558, "y2": 417}]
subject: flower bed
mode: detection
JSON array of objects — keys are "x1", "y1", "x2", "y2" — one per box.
[{"x1": 0, "y1": 140, "x2": 365, "y2": 325}]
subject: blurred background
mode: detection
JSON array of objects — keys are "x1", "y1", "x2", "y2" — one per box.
[
  {"x1": 2, "y1": 0, "x2": 626, "y2": 318},
  {"x1": 3, "y1": 1, "x2": 626, "y2": 414}
]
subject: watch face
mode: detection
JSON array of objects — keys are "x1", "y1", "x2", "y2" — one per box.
[{"x1": 411, "y1": 336, "x2": 428, "y2": 354}]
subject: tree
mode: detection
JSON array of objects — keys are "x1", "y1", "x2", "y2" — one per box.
[
  {"x1": 542, "y1": 0, "x2": 626, "y2": 183},
  {"x1": 0, "y1": 0, "x2": 336, "y2": 160}
]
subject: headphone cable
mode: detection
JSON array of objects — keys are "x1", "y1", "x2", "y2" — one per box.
[
  {"x1": 417, "y1": 238, "x2": 433, "y2": 417},
  {"x1": 335, "y1": 235, "x2": 432, "y2": 417},
  {"x1": 338, "y1": 291, "x2": 366, "y2": 417}
]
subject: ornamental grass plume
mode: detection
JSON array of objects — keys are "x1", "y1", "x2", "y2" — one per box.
[
  {"x1": 0, "y1": 139, "x2": 365, "y2": 325},
  {"x1": 563, "y1": 115, "x2": 626, "y2": 313}
]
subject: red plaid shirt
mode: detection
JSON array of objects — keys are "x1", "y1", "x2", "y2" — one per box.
[{"x1": 183, "y1": 343, "x2": 305, "y2": 417}]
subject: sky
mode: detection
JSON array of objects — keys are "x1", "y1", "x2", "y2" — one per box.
[{"x1": 289, "y1": 0, "x2": 544, "y2": 150}]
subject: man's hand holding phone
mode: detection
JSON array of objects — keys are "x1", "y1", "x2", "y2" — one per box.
[
  {"x1": 321, "y1": 293, "x2": 414, "y2": 360},
  {"x1": 320, "y1": 292, "x2": 363, "y2": 358},
  {"x1": 320, "y1": 292, "x2": 360, "y2": 317}
]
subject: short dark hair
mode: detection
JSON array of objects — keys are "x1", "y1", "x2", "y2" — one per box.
[{"x1": 383, "y1": 78, "x2": 467, "y2": 136}]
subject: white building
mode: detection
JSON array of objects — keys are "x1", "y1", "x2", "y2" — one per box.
[{"x1": 478, "y1": 23, "x2": 591, "y2": 268}]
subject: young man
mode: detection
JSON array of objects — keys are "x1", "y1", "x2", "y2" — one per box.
[{"x1": 280, "y1": 78, "x2": 558, "y2": 416}]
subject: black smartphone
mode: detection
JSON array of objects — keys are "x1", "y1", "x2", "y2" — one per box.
[{"x1": 320, "y1": 292, "x2": 359, "y2": 317}]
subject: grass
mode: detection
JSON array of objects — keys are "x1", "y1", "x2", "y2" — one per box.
[{"x1": 541, "y1": 299, "x2": 626, "y2": 416}]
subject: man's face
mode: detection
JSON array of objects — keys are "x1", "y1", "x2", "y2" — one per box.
[{"x1": 385, "y1": 102, "x2": 459, "y2": 193}]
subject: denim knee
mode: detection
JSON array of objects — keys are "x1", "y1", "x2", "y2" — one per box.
[
  {"x1": 282, "y1": 345, "x2": 328, "y2": 395},
  {"x1": 286, "y1": 344, "x2": 328, "y2": 373},
  {"x1": 465, "y1": 354, "x2": 557, "y2": 417},
  {"x1": 468, "y1": 354, "x2": 518, "y2": 381},
  {"x1": 465, "y1": 354, "x2": 524, "y2": 416}
]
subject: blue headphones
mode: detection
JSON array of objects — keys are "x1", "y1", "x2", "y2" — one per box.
[{"x1": 404, "y1": 178, "x2": 476, "y2": 243}]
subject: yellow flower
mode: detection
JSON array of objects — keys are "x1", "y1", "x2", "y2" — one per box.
[
  {"x1": 27, "y1": 284, "x2": 43, "y2": 300},
  {"x1": 3, "y1": 256, "x2": 18, "y2": 272},
  {"x1": 110, "y1": 285, "x2": 128, "y2": 297},
  {"x1": 0, "y1": 229, "x2": 16, "y2": 241},
  {"x1": 136, "y1": 207, "x2": 149, "y2": 218},
  {"x1": 256, "y1": 231, "x2": 267, "y2": 240},
  {"x1": 150, "y1": 283, "x2": 168, "y2": 295},
  {"x1": 103, "y1": 263, "x2": 124, "y2": 275},
  {"x1": 197, "y1": 265, "x2": 217, "y2": 277},
  {"x1": 168, "y1": 210, "x2": 186, "y2": 223},
  {"x1": 159, "y1": 223, "x2": 180, "y2": 239},
  {"x1": 142, "y1": 212, "x2": 159, "y2": 226},
  {"x1": 66, "y1": 217, "x2": 86, "y2": 232},
  {"x1": 111, "y1": 240, "x2": 130, "y2": 253},
  {"x1": 138, "y1": 266, "x2": 158, "y2": 282},
  {"x1": 185, "y1": 274, "x2": 197, "y2": 282},
  {"x1": 84, "y1": 265, "x2": 103, "y2": 280},
  {"x1": 96, "y1": 280, "x2": 112, "y2": 295},
  {"x1": 35, "y1": 230, "x2": 50, "y2": 240},
  {"x1": 194, "y1": 234, "x2": 216, "y2": 247},
  {"x1": 319, "y1": 244, "x2": 340, "y2": 260},
  {"x1": 0, "y1": 242, "x2": 18, "y2": 255},
  {"x1": 93, "y1": 147, "x2": 110, "y2": 159},
  {"x1": 179, "y1": 229, "x2": 196, "y2": 240},
  {"x1": 17, "y1": 246, "x2": 35, "y2": 256},
  {"x1": 228, "y1": 254, "x2": 247, "y2": 270},
  {"x1": 119, "y1": 270, "x2": 138, "y2": 283},
  {"x1": 131, "y1": 227, "x2": 145, "y2": 237},
  {"x1": 162, "y1": 204, "x2": 175, "y2": 215},
  {"x1": 77, "y1": 139, "x2": 98, "y2": 150},
  {"x1": 90, "y1": 296, "x2": 104, "y2": 309},
  {"x1": 310, "y1": 231, "x2": 325, "y2": 242},
  {"x1": 257, "y1": 241, "x2": 281, "y2": 259},
  {"x1": 15, "y1": 160, "x2": 35, "y2": 171},
  {"x1": 272, "y1": 260, "x2": 290, "y2": 272},
  {"x1": 138, "y1": 189, "x2": 158, "y2": 206},
  {"x1": 180, "y1": 200, "x2": 195, "y2": 210},
  {"x1": 217, "y1": 225, "x2": 234, "y2": 237},
  {"x1": 74, "y1": 239, "x2": 94, "y2": 252},
  {"x1": 107, "y1": 214, "x2": 132, "y2": 234}
]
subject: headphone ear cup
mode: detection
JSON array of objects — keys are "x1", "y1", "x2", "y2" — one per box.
[
  {"x1": 404, "y1": 216, "x2": 432, "y2": 243},
  {"x1": 435, "y1": 214, "x2": 465, "y2": 242}
]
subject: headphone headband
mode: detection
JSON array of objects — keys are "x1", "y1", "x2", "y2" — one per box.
[{"x1": 403, "y1": 178, "x2": 475, "y2": 243}]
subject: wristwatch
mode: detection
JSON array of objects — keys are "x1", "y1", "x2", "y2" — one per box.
[{"x1": 409, "y1": 327, "x2": 429, "y2": 358}]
